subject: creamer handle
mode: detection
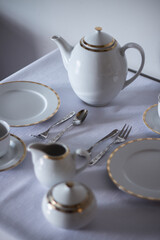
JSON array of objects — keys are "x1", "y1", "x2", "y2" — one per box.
[{"x1": 121, "y1": 42, "x2": 145, "y2": 88}]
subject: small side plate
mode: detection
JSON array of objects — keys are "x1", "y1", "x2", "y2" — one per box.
[
  {"x1": 143, "y1": 104, "x2": 160, "y2": 134},
  {"x1": 0, "y1": 81, "x2": 60, "y2": 127}
]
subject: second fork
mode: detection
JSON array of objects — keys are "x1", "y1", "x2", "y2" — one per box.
[{"x1": 89, "y1": 124, "x2": 132, "y2": 166}]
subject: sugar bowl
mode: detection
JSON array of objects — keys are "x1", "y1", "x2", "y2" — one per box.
[{"x1": 42, "y1": 181, "x2": 97, "y2": 229}]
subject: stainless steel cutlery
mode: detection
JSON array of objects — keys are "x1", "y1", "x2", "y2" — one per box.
[
  {"x1": 89, "y1": 124, "x2": 132, "y2": 166},
  {"x1": 51, "y1": 109, "x2": 88, "y2": 142},
  {"x1": 31, "y1": 111, "x2": 75, "y2": 139},
  {"x1": 78, "y1": 129, "x2": 118, "y2": 157}
]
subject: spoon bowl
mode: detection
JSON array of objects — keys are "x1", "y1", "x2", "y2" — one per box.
[
  {"x1": 51, "y1": 109, "x2": 88, "y2": 142},
  {"x1": 72, "y1": 109, "x2": 88, "y2": 126}
]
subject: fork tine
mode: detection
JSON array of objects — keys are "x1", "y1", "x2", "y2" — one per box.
[
  {"x1": 118, "y1": 124, "x2": 127, "y2": 136},
  {"x1": 124, "y1": 126, "x2": 132, "y2": 139},
  {"x1": 121, "y1": 125, "x2": 129, "y2": 138}
]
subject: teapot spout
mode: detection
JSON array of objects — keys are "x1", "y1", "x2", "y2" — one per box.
[{"x1": 51, "y1": 35, "x2": 73, "y2": 71}]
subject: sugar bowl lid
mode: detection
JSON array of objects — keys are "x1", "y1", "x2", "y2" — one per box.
[
  {"x1": 46, "y1": 181, "x2": 94, "y2": 213},
  {"x1": 80, "y1": 27, "x2": 117, "y2": 52}
]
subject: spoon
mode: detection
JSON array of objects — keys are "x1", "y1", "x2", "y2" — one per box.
[
  {"x1": 51, "y1": 109, "x2": 88, "y2": 142},
  {"x1": 77, "y1": 129, "x2": 118, "y2": 157},
  {"x1": 31, "y1": 111, "x2": 75, "y2": 139}
]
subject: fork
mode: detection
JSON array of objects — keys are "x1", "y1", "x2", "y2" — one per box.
[
  {"x1": 31, "y1": 111, "x2": 75, "y2": 139},
  {"x1": 89, "y1": 124, "x2": 132, "y2": 166},
  {"x1": 78, "y1": 129, "x2": 118, "y2": 158}
]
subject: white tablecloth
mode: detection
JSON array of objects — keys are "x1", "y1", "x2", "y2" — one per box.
[{"x1": 0, "y1": 49, "x2": 160, "y2": 240}]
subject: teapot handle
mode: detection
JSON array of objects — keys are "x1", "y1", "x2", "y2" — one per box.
[
  {"x1": 74, "y1": 149, "x2": 90, "y2": 174},
  {"x1": 120, "y1": 42, "x2": 145, "y2": 89}
]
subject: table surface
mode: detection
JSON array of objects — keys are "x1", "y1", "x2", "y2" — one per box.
[{"x1": 0, "y1": 49, "x2": 160, "y2": 240}]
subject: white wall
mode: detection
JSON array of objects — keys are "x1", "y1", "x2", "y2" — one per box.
[{"x1": 0, "y1": 0, "x2": 160, "y2": 80}]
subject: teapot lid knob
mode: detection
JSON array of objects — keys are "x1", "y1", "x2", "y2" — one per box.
[
  {"x1": 95, "y1": 26, "x2": 102, "y2": 31},
  {"x1": 66, "y1": 182, "x2": 74, "y2": 188}
]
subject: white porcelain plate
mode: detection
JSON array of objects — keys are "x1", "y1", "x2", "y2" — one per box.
[
  {"x1": 107, "y1": 138, "x2": 160, "y2": 200},
  {"x1": 0, "y1": 134, "x2": 26, "y2": 171},
  {"x1": 143, "y1": 104, "x2": 160, "y2": 134},
  {"x1": 0, "y1": 81, "x2": 60, "y2": 127}
]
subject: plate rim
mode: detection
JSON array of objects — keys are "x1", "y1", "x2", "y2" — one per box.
[
  {"x1": 0, "y1": 134, "x2": 26, "y2": 172},
  {"x1": 107, "y1": 137, "x2": 160, "y2": 201},
  {"x1": 0, "y1": 81, "x2": 60, "y2": 127},
  {"x1": 143, "y1": 104, "x2": 160, "y2": 135}
]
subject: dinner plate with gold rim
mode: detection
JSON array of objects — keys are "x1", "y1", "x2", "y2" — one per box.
[
  {"x1": 0, "y1": 134, "x2": 26, "y2": 172},
  {"x1": 107, "y1": 138, "x2": 160, "y2": 201},
  {"x1": 143, "y1": 104, "x2": 160, "y2": 134},
  {"x1": 0, "y1": 81, "x2": 60, "y2": 127}
]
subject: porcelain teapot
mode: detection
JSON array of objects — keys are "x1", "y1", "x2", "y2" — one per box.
[
  {"x1": 42, "y1": 181, "x2": 97, "y2": 229},
  {"x1": 27, "y1": 142, "x2": 90, "y2": 188},
  {"x1": 52, "y1": 27, "x2": 145, "y2": 106}
]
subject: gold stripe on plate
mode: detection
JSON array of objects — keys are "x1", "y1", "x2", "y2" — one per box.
[
  {"x1": 0, "y1": 81, "x2": 60, "y2": 127},
  {"x1": 107, "y1": 138, "x2": 160, "y2": 201},
  {"x1": 143, "y1": 104, "x2": 160, "y2": 135}
]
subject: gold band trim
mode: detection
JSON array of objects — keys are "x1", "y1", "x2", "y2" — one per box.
[
  {"x1": 44, "y1": 146, "x2": 70, "y2": 160},
  {"x1": 0, "y1": 132, "x2": 9, "y2": 141},
  {"x1": 0, "y1": 134, "x2": 26, "y2": 172},
  {"x1": 80, "y1": 38, "x2": 117, "y2": 52},
  {"x1": 107, "y1": 138, "x2": 160, "y2": 201},
  {"x1": 0, "y1": 81, "x2": 60, "y2": 127},
  {"x1": 82, "y1": 37, "x2": 115, "y2": 48},
  {"x1": 47, "y1": 185, "x2": 93, "y2": 213},
  {"x1": 143, "y1": 104, "x2": 160, "y2": 134}
]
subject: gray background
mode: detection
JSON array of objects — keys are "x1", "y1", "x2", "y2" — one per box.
[{"x1": 0, "y1": 0, "x2": 160, "y2": 80}]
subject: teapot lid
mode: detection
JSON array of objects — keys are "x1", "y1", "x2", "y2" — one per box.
[
  {"x1": 80, "y1": 27, "x2": 117, "y2": 52},
  {"x1": 46, "y1": 181, "x2": 94, "y2": 213}
]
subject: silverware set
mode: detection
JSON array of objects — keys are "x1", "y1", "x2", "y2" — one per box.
[
  {"x1": 83, "y1": 129, "x2": 118, "y2": 156},
  {"x1": 51, "y1": 109, "x2": 88, "y2": 143},
  {"x1": 89, "y1": 124, "x2": 132, "y2": 166},
  {"x1": 31, "y1": 111, "x2": 76, "y2": 139},
  {"x1": 31, "y1": 110, "x2": 132, "y2": 166}
]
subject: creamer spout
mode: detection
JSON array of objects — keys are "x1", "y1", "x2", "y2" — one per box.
[{"x1": 27, "y1": 143, "x2": 46, "y2": 165}]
